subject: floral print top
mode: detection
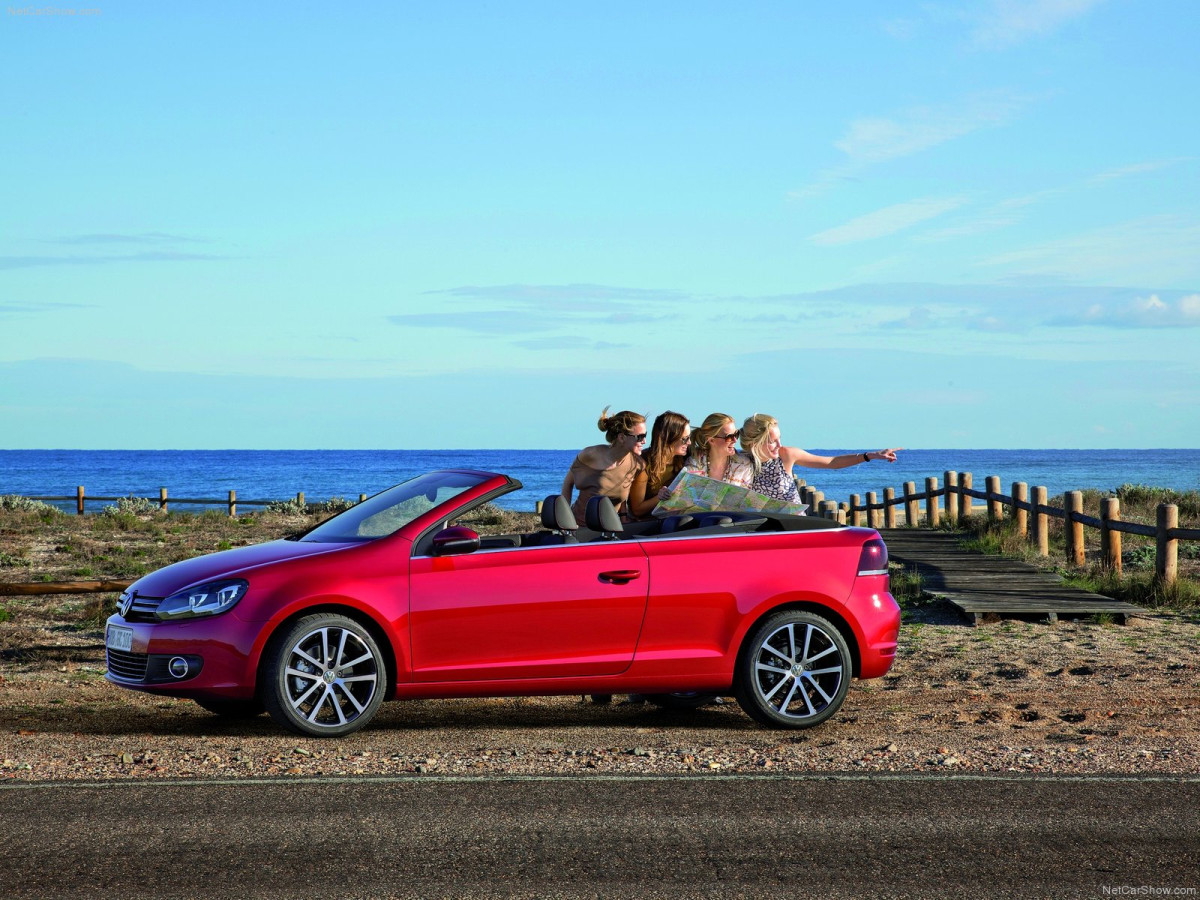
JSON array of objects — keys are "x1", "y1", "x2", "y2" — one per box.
[
  {"x1": 749, "y1": 457, "x2": 801, "y2": 503},
  {"x1": 682, "y1": 452, "x2": 753, "y2": 488}
]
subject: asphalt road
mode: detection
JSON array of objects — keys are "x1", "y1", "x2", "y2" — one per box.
[{"x1": 3, "y1": 774, "x2": 1198, "y2": 899}]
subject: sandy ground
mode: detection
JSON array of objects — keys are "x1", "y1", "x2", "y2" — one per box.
[{"x1": 2, "y1": 601, "x2": 1198, "y2": 781}]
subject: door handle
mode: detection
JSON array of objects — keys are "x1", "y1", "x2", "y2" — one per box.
[{"x1": 598, "y1": 569, "x2": 641, "y2": 584}]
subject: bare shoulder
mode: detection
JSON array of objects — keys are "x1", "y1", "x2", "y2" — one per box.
[{"x1": 575, "y1": 445, "x2": 609, "y2": 468}]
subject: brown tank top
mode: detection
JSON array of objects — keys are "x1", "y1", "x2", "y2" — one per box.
[{"x1": 568, "y1": 452, "x2": 643, "y2": 522}]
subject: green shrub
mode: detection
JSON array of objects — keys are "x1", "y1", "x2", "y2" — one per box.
[
  {"x1": 0, "y1": 495, "x2": 63, "y2": 514},
  {"x1": 101, "y1": 496, "x2": 158, "y2": 517},
  {"x1": 1115, "y1": 483, "x2": 1200, "y2": 518}
]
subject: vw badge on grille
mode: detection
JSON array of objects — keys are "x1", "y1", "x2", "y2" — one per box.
[{"x1": 118, "y1": 590, "x2": 135, "y2": 618}]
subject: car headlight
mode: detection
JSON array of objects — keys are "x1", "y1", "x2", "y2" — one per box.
[{"x1": 155, "y1": 579, "x2": 249, "y2": 620}]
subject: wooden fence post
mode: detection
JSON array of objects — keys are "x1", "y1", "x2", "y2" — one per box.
[
  {"x1": 849, "y1": 494, "x2": 862, "y2": 527},
  {"x1": 884, "y1": 487, "x2": 896, "y2": 529},
  {"x1": 297, "y1": 492, "x2": 305, "y2": 508},
  {"x1": 359, "y1": 493, "x2": 367, "y2": 504},
  {"x1": 925, "y1": 476, "x2": 940, "y2": 527},
  {"x1": 1157, "y1": 503, "x2": 1179, "y2": 584},
  {"x1": 76, "y1": 486, "x2": 85, "y2": 516},
  {"x1": 1032, "y1": 486, "x2": 1048, "y2": 556},
  {"x1": 960, "y1": 472, "x2": 973, "y2": 521},
  {"x1": 820, "y1": 500, "x2": 838, "y2": 520},
  {"x1": 1066, "y1": 491, "x2": 1085, "y2": 566},
  {"x1": 1013, "y1": 482, "x2": 1027, "y2": 537},
  {"x1": 159, "y1": 487, "x2": 168, "y2": 512},
  {"x1": 866, "y1": 491, "x2": 879, "y2": 529},
  {"x1": 838, "y1": 502, "x2": 848, "y2": 526},
  {"x1": 228, "y1": 490, "x2": 237, "y2": 518},
  {"x1": 944, "y1": 471, "x2": 958, "y2": 524},
  {"x1": 1101, "y1": 497, "x2": 1121, "y2": 574},
  {"x1": 986, "y1": 475, "x2": 1003, "y2": 522},
  {"x1": 903, "y1": 481, "x2": 918, "y2": 526}
]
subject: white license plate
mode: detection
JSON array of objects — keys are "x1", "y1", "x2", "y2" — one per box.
[{"x1": 106, "y1": 625, "x2": 133, "y2": 653}]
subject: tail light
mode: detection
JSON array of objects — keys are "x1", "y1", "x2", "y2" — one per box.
[{"x1": 857, "y1": 538, "x2": 888, "y2": 576}]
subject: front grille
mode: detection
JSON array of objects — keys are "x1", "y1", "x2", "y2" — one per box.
[
  {"x1": 107, "y1": 648, "x2": 149, "y2": 681},
  {"x1": 121, "y1": 595, "x2": 162, "y2": 623}
]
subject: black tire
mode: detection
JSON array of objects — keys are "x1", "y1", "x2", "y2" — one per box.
[
  {"x1": 262, "y1": 613, "x2": 387, "y2": 738},
  {"x1": 735, "y1": 610, "x2": 851, "y2": 729},
  {"x1": 646, "y1": 692, "x2": 719, "y2": 710},
  {"x1": 193, "y1": 696, "x2": 265, "y2": 719}
]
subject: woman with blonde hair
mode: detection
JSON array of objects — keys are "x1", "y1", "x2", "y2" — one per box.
[
  {"x1": 683, "y1": 412, "x2": 753, "y2": 487},
  {"x1": 740, "y1": 413, "x2": 901, "y2": 503},
  {"x1": 626, "y1": 411, "x2": 691, "y2": 520},
  {"x1": 561, "y1": 407, "x2": 647, "y2": 522}
]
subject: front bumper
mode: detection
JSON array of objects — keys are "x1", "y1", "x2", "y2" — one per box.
[{"x1": 103, "y1": 613, "x2": 261, "y2": 699}]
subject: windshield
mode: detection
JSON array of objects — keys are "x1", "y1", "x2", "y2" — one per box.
[{"x1": 300, "y1": 471, "x2": 491, "y2": 542}]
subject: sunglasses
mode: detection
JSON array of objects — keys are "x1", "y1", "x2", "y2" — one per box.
[
  {"x1": 716, "y1": 430, "x2": 740, "y2": 443},
  {"x1": 624, "y1": 432, "x2": 647, "y2": 443}
]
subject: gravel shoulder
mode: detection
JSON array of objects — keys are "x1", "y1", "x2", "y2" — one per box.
[{"x1": 3, "y1": 602, "x2": 1198, "y2": 782}]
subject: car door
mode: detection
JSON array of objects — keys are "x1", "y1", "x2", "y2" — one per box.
[{"x1": 408, "y1": 540, "x2": 650, "y2": 682}]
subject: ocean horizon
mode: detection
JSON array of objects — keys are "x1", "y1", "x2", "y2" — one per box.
[{"x1": 2, "y1": 448, "x2": 1198, "y2": 514}]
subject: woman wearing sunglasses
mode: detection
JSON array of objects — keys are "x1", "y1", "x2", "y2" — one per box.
[
  {"x1": 625, "y1": 411, "x2": 692, "y2": 520},
  {"x1": 682, "y1": 412, "x2": 753, "y2": 487},
  {"x1": 561, "y1": 407, "x2": 647, "y2": 522},
  {"x1": 740, "y1": 413, "x2": 902, "y2": 503}
]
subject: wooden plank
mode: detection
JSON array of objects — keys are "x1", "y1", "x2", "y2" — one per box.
[
  {"x1": 877, "y1": 527, "x2": 1145, "y2": 624},
  {"x1": 0, "y1": 580, "x2": 132, "y2": 596}
]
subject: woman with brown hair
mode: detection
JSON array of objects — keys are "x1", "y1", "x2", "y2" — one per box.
[
  {"x1": 682, "y1": 412, "x2": 753, "y2": 486},
  {"x1": 740, "y1": 413, "x2": 901, "y2": 503},
  {"x1": 626, "y1": 411, "x2": 691, "y2": 520},
  {"x1": 561, "y1": 407, "x2": 647, "y2": 522}
]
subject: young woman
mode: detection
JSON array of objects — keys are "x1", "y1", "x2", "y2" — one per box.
[
  {"x1": 740, "y1": 413, "x2": 901, "y2": 503},
  {"x1": 626, "y1": 411, "x2": 691, "y2": 520},
  {"x1": 561, "y1": 407, "x2": 647, "y2": 522},
  {"x1": 683, "y1": 412, "x2": 753, "y2": 487}
]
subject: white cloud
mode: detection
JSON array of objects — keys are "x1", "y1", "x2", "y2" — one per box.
[
  {"x1": 976, "y1": 216, "x2": 1200, "y2": 284},
  {"x1": 790, "y1": 92, "x2": 1029, "y2": 201},
  {"x1": 1090, "y1": 157, "x2": 1193, "y2": 183},
  {"x1": 809, "y1": 197, "x2": 968, "y2": 246},
  {"x1": 1048, "y1": 293, "x2": 1200, "y2": 328},
  {"x1": 834, "y1": 94, "x2": 1026, "y2": 164},
  {"x1": 971, "y1": 0, "x2": 1106, "y2": 48}
]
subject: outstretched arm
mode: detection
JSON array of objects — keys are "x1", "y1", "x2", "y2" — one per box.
[{"x1": 783, "y1": 447, "x2": 902, "y2": 470}]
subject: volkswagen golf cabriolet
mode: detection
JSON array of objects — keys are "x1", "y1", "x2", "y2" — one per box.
[{"x1": 105, "y1": 469, "x2": 899, "y2": 737}]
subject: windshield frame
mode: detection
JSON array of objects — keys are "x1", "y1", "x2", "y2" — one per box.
[{"x1": 296, "y1": 470, "x2": 512, "y2": 543}]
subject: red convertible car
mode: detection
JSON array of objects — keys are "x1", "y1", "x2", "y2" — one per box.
[{"x1": 105, "y1": 470, "x2": 900, "y2": 737}]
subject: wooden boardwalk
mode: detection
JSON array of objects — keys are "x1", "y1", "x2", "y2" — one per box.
[{"x1": 880, "y1": 529, "x2": 1147, "y2": 625}]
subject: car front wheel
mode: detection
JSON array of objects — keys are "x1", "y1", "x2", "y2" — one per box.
[
  {"x1": 735, "y1": 610, "x2": 851, "y2": 729},
  {"x1": 263, "y1": 613, "x2": 387, "y2": 738}
]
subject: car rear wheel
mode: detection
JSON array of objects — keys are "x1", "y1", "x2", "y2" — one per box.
[
  {"x1": 263, "y1": 613, "x2": 387, "y2": 738},
  {"x1": 735, "y1": 610, "x2": 851, "y2": 729},
  {"x1": 193, "y1": 697, "x2": 264, "y2": 719}
]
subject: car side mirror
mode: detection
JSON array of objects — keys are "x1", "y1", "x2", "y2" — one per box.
[{"x1": 431, "y1": 526, "x2": 480, "y2": 557}]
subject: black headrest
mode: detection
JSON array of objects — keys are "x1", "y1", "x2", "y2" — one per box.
[
  {"x1": 541, "y1": 495, "x2": 578, "y2": 531},
  {"x1": 584, "y1": 496, "x2": 623, "y2": 533},
  {"x1": 660, "y1": 514, "x2": 694, "y2": 533}
]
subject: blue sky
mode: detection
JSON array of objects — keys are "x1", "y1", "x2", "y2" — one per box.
[{"x1": 2, "y1": 0, "x2": 1197, "y2": 450}]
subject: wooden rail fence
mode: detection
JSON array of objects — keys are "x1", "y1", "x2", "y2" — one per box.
[
  {"x1": 14, "y1": 487, "x2": 371, "y2": 517},
  {"x1": 799, "y1": 471, "x2": 1199, "y2": 585}
]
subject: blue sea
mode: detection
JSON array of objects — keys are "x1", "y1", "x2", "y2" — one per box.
[{"x1": 1, "y1": 449, "x2": 1197, "y2": 514}]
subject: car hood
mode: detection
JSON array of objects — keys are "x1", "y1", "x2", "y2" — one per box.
[{"x1": 128, "y1": 539, "x2": 356, "y2": 597}]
